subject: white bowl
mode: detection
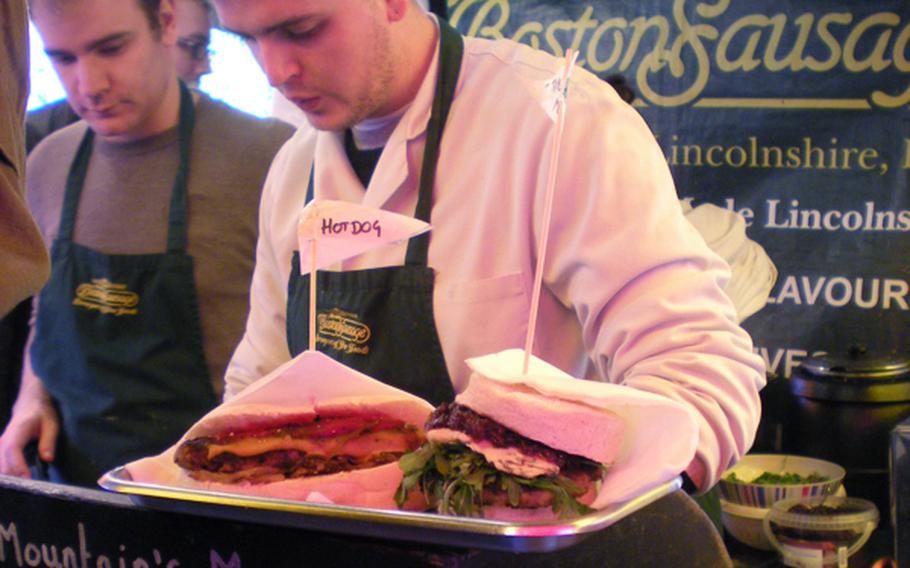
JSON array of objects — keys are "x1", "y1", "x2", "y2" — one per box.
[
  {"x1": 720, "y1": 499, "x2": 774, "y2": 550},
  {"x1": 718, "y1": 454, "x2": 845, "y2": 508}
]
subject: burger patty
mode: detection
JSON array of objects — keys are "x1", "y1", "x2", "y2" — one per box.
[
  {"x1": 426, "y1": 402, "x2": 600, "y2": 475},
  {"x1": 176, "y1": 446, "x2": 403, "y2": 479}
]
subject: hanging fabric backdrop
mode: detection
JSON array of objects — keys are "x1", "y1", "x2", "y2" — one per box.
[{"x1": 448, "y1": 0, "x2": 910, "y2": 378}]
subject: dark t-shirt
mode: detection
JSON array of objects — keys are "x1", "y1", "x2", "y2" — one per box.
[{"x1": 344, "y1": 129, "x2": 383, "y2": 187}]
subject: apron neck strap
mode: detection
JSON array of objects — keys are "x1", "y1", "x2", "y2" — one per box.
[
  {"x1": 404, "y1": 19, "x2": 463, "y2": 266},
  {"x1": 59, "y1": 127, "x2": 95, "y2": 241},
  {"x1": 59, "y1": 80, "x2": 196, "y2": 254},
  {"x1": 166, "y1": 81, "x2": 196, "y2": 252}
]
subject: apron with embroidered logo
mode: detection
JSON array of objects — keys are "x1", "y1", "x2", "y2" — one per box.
[
  {"x1": 31, "y1": 82, "x2": 216, "y2": 485},
  {"x1": 285, "y1": 22, "x2": 463, "y2": 406}
]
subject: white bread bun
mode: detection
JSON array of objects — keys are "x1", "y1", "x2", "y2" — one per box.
[
  {"x1": 176, "y1": 460, "x2": 413, "y2": 509},
  {"x1": 454, "y1": 374, "x2": 625, "y2": 465},
  {"x1": 178, "y1": 395, "x2": 432, "y2": 441}
]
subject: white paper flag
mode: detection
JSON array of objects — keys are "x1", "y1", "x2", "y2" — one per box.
[
  {"x1": 539, "y1": 50, "x2": 579, "y2": 122},
  {"x1": 297, "y1": 200, "x2": 430, "y2": 273}
]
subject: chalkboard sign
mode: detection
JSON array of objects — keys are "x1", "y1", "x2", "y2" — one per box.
[
  {"x1": 0, "y1": 477, "x2": 739, "y2": 567},
  {"x1": 0, "y1": 476, "x2": 459, "y2": 568}
]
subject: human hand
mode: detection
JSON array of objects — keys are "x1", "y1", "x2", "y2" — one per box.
[{"x1": 0, "y1": 392, "x2": 59, "y2": 478}]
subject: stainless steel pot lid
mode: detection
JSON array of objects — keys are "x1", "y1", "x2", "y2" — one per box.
[{"x1": 791, "y1": 346, "x2": 910, "y2": 403}]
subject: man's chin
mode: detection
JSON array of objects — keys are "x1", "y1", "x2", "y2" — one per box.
[
  {"x1": 87, "y1": 123, "x2": 123, "y2": 137},
  {"x1": 296, "y1": 105, "x2": 357, "y2": 132},
  {"x1": 85, "y1": 119, "x2": 138, "y2": 141},
  {"x1": 302, "y1": 114, "x2": 348, "y2": 132}
]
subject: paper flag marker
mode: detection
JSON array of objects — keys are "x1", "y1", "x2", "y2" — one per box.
[
  {"x1": 297, "y1": 200, "x2": 431, "y2": 273},
  {"x1": 524, "y1": 49, "x2": 578, "y2": 373},
  {"x1": 539, "y1": 49, "x2": 579, "y2": 122}
]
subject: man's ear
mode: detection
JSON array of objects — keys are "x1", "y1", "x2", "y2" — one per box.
[{"x1": 158, "y1": 0, "x2": 178, "y2": 46}]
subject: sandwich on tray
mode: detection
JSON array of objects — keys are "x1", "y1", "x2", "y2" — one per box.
[
  {"x1": 395, "y1": 353, "x2": 627, "y2": 521},
  {"x1": 174, "y1": 397, "x2": 430, "y2": 485},
  {"x1": 124, "y1": 351, "x2": 434, "y2": 509}
]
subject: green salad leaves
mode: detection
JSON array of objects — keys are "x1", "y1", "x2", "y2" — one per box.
[
  {"x1": 725, "y1": 471, "x2": 829, "y2": 485},
  {"x1": 395, "y1": 442, "x2": 599, "y2": 519}
]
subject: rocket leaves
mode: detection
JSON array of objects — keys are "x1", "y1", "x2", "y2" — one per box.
[{"x1": 395, "y1": 442, "x2": 599, "y2": 519}]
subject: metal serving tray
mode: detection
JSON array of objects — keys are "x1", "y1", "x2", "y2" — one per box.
[{"x1": 98, "y1": 467, "x2": 680, "y2": 553}]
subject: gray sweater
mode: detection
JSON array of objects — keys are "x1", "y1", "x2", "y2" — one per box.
[{"x1": 26, "y1": 92, "x2": 294, "y2": 396}]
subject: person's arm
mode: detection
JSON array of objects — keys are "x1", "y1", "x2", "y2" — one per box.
[
  {"x1": 223, "y1": 129, "x2": 316, "y2": 399},
  {"x1": 0, "y1": 0, "x2": 50, "y2": 316},
  {"x1": 544, "y1": 91, "x2": 766, "y2": 492},
  {"x1": 0, "y1": 168, "x2": 50, "y2": 316},
  {"x1": 681, "y1": 201, "x2": 777, "y2": 324},
  {"x1": 0, "y1": 325, "x2": 60, "y2": 478}
]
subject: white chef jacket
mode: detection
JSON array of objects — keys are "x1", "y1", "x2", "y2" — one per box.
[{"x1": 225, "y1": 32, "x2": 767, "y2": 491}]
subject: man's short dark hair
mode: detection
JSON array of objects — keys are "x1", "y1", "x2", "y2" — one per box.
[
  {"x1": 29, "y1": 0, "x2": 163, "y2": 32},
  {"x1": 137, "y1": 0, "x2": 163, "y2": 32}
]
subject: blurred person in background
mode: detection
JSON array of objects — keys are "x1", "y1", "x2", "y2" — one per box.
[
  {"x1": 174, "y1": 0, "x2": 214, "y2": 88},
  {"x1": 0, "y1": 0, "x2": 293, "y2": 486}
]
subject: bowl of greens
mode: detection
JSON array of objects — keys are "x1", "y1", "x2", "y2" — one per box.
[{"x1": 718, "y1": 454, "x2": 845, "y2": 508}]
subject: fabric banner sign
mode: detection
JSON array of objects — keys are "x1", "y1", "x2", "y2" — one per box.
[{"x1": 449, "y1": 0, "x2": 910, "y2": 378}]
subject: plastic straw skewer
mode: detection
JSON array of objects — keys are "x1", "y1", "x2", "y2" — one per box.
[
  {"x1": 523, "y1": 49, "x2": 578, "y2": 375},
  {"x1": 309, "y1": 239, "x2": 317, "y2": 352}
]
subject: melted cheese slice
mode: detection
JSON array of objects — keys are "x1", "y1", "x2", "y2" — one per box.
[{"x1": 206, "y1": 429, "x2": 415, "y2": 460}]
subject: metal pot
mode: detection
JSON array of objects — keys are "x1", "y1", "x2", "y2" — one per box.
[{"x1": 788, "y1": 345, "x2": 910, "y2": 524}]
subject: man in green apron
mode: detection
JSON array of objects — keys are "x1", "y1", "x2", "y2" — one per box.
[
  {"x1": 0, "y1": 0, "x2": 293, "y2": 486},
  {"x1": 214, "y1": 1, "x2": 767, "y2": 566}
]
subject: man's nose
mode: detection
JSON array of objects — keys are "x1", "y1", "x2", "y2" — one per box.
[
  {"x1": 199, "y1": 53, "x2": 212, "y2": 75},
  {"x1": 196, "y1": 54, "x2": 212, "y2": 79},
  {"x1": 75, "y1": 58, "x2": 110, "y2": 100},
  {"x1": 255, "y1": 39, "x2": 301, "y2": 88}
]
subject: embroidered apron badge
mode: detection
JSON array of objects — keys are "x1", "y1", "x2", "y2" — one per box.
[
  {"x1": 316, "y1": 307, "x2": 371, "y2": 355},
  {"x1": 72, "y1": 278, "x2": 140, "y2": 316}
]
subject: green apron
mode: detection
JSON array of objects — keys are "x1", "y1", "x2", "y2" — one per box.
[
  {"x1": 285, "y1": 21, "x2": 463, "y2": 406},
  {"x1": 31, "y1": 82, "x2": 217, "y2": 486}
]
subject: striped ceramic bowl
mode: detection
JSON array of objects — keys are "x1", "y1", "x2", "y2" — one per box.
[{"x1": 718, "y1": 454, "x2": 845, "y2": 508}]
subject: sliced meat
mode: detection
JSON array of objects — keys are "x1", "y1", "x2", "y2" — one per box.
[{"x1": 426, "y1": 403, "x2": 599, "y2": 473}]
